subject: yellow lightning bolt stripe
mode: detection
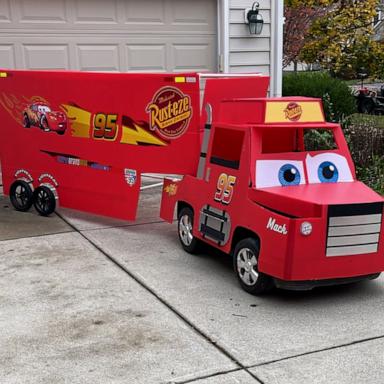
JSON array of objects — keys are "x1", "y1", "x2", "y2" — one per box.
[
  {"x1": 61, "y1": 104, "x2": 91, "y2": 138},
  {"x1": 121, "y1": 124, "x2": 166, "y2": 146}
]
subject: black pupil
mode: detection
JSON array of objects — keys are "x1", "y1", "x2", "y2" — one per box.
[
  {"x1": 283, "y1": 168, "x2": 296, "y2": 183},
  {"x1": 322, "y1": 165, "x2": 334, "y2": 179}
]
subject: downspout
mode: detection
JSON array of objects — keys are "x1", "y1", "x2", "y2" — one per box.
[
  {"x1": 270, "y1": 0, "x2": 284, "y2": 97},
  {"x1": 218, "y1": 0, "x2": 230, "y2": 73}
]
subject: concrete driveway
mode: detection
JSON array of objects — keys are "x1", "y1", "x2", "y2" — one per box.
[{"x1": 1, "y1": 176, "x2": 384, "y2": 384}]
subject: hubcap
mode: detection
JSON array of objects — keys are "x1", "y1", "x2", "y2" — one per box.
[
  {"x1": 237, "y1": 247, "x2": 258, "y2": 286},
  {"x1": 14, "y1": 185, "x2": 29, "y2": 207},
  {"x1": 179, "y1": 214, "x2": 193, "y2": 246},
  {"x1": 36, "y1": 190, "x2": 50, "y2": 212}
]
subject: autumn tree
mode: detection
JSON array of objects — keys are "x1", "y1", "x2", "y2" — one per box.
[
  {"x1": 283, "y1": 3, "x2": 327, "y2": 70},
  {"x1": 300, "y1": 0, "x2": 383, "y2": 79}
]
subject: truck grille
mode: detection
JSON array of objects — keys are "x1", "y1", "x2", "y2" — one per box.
[{"x1": 326, "y1": 203, "x2": 383, "y2": 257}]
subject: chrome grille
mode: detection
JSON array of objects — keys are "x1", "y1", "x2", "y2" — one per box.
[{"x1": 326, "y1": 203, "x2": 383, "y2": 257}]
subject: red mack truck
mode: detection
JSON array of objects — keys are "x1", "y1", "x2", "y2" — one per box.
[{"x1": 0, "y1": 70, "x2": 383, "y2": 294}]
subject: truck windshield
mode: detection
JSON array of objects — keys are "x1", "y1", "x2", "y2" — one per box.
[
  {"x1": 255, "y1": 127, "x2": 353, "y2": 188},
  {"x1": 303, "y1": 128, "x2": 337, "y2": 151},
  {"x1": 261, "y1": 127, "x2": 338, "y2": 154}
]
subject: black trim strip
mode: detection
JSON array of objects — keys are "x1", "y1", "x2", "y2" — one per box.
[
  {"x1": 329, "y1": 203, "x2": 383, "y2": 217},
  {"x1": 202, "y1": 208, "x2": 227, "y2": 222},
  {"x1": 200, "y1": 224, "x2": 225, "y2": 242},
  {"x1": 210, "y1": 156, "x2": 240, "y2": 170}
]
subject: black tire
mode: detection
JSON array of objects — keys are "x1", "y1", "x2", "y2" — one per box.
[
  {"x1": 9, "y1": 180, "x2": 33, "y2": 212},
  {"x1": 33, "y1": 186, "x2": 56, "y2": 216},
  {"x1": 23, "y1": 114, "x2": 31, "y2": 128},
  {"x1": 57, "y1": 130, "x2": 65, "y2": 135},
  {"x1": 40, "y1": 116, "x2": 49, "y2": 131},
  {"x1": 177, "y1": 207, "x2": 201, "y2": 254},
  {"x1": 233, "y1": 238, "x2": 274, "y2": 295},
  {"x1": 360, "y1": 98, "x2": 375, "y2": 114}
]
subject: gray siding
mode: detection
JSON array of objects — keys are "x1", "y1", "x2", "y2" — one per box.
[{"x1": 229, "y1": 0, "x2": 271, "y2": 74}]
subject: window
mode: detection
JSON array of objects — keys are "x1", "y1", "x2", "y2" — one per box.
[{"x1": 210, "y1": 127, "x2": 244, "y2": 170}]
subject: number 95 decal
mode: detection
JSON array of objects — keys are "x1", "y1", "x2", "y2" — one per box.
[{"x1": 214, "y1": 173, "x2": 237, "y2": 205}]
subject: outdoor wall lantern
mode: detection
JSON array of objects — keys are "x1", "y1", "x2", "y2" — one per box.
[{"x1": 244, "y1": 2, "x2": 264, "y2": 35}]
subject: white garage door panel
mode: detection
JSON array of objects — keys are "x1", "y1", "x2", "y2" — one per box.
[
  {"x1": 173, "y1": 44, "x2": 215, "y2": 71},
  {"x1": 0, "y1": 45, "x2": 14, "y2": 68},
  {"x1": 0, "y1": 0, "x2": 217, "y2": 72},
  {"x1": 126, "y1": 44, "x2": 166, "y2": 71},
  {"x1": 0, "y1": 0, "x2": 11, "y2": 22},
  {"x1": 1, "y1": 0, "x2": 216, "y2": 32},
  {"x1": 24, "y1": 45, "x2": 69, "y2": 69},
  {"x1": 18, "y1": 0, "x2": 67, "y2": 23},
  {"x1": 77, "y1": 45, "x2": 120, "y2": 72},
  {"x1": 74, "y1": 0, "x2": 119, "y2": 24}
]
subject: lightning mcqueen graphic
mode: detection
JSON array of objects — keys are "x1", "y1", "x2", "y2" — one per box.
[{"x1": 23, "y1": 103, "x2": 67, "y2": 135}]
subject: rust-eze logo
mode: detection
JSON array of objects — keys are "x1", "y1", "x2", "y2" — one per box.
[
  {"x1": 146, "y1": 87, "x2": 192, "y2": 140},
  {"x1": 284, "y1": 102, "x2": 302, "y2": 122}
]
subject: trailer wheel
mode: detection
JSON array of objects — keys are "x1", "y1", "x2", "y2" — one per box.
[
  {"x1": 23, "y1": 114, "x2": 31, "y2": 128},
  {"x1": 9, "y1": 180, "x2": 33, "y2": 212},
  {"x1": 178, "y1": 207, "x2": 200, "y2": 254},
  {"x1": 33, "y1": 186, "x2": 56, "y2": 216},
  {"x1": 233, "y1": 238, "x2": 274, "y2": 295}
]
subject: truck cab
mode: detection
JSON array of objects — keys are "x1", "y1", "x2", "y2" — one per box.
[{"x1": 161, "y1": 97, "x2": 384, "y2": 294}]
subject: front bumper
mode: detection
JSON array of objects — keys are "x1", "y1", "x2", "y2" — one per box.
[
  {"x1": 280, "y1": 202, "x2": 384, "y2": 281},
  {"x1": 274, "y1": 273, "x2": 381, "y2": 291}
]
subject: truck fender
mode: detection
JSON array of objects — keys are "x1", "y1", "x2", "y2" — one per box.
[
  {"x1": 160, "y1": 178, "x2": 181, "y2": 223},
  {"x1": 231, "y1": 227, "x2": 261, "y2": 255}
]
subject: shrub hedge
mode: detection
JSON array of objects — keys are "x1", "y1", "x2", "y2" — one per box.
[
  {"x1": 343, "y1": 114, "x2": 384, "y2": 194},
  {"x1": 283, "y1": 73, "x2": 383, "y2": 194},
  {"x1": 283, "y1": 71, "x2": 357, "y2": 121}
]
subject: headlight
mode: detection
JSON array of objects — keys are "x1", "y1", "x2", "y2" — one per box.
[{"x1": 300, "y1": 222, "x2": 312, "y2": 236}]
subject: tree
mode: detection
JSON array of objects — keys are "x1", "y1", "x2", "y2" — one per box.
[
  {"x1": 283, "y1": 4, "x2": 327, "y2": 70},
  {"x1": 300, "y1": 0, "x2": 382, "y2": 79}
]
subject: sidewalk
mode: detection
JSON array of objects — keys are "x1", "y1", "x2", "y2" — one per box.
[{"x1": 1, "y1": 177, "x2": 384, "y2": 384}]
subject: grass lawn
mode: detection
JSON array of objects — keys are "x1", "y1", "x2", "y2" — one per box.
[{"x1": 347, "y1": 113, "x2": 384, "y2": 129}]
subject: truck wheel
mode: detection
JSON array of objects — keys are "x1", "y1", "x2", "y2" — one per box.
[
  {"x1": 233, "y1": 238, "x2": 274, "y2": 295},
  {"x1": 9, "y1": 180, "x2": 33, "y2": 212},
  {"x1": 178, "y1": 207, "x2": 200, "y2": 254},
  {"x1": 33, "y1": 186, "x2": 56, "y2": 216},
  {"x1": 23, "y1": 114, "x2": 31, "y2": 128}
]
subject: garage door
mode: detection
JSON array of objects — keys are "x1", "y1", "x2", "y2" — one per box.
[{"x1": 0, "y1": 0, "x2": 217, "y2": 72}]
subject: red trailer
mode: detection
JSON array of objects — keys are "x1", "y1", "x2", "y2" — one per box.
[{"x1": 0, "y1": 69, "x2": 383, "y2": 294}]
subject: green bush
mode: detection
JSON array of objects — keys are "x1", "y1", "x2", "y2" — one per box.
[
  {"x1": 343, "y1": 114, "x2": 384, "y2": 167},
  {"x1": 343, "y1": 114, "x2": 384, "y2": 195},
  {"x1": 283, "y1": 72, "x2": 357, "y2": 122},
  {"x1": 355, "y1": 157, "x2": 384, "y2": 195}
]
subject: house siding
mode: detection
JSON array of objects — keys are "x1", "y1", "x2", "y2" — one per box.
[{"x1": 229, "y1": 0, "x2": 271, "y2": 74}]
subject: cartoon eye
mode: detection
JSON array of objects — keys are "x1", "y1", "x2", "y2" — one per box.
[
  {"x1": 256, "y1": 160, "x2": 305, "y2": 188},
  {"x1": 278, "y1": 164, "x2": 301, "y2": 186},
  {"x1": 318, "y1": 161, "x2": 338, "y2": 183},
  {"x1": 306, "y1": 153, "x2": 353, "y2": 184}
]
